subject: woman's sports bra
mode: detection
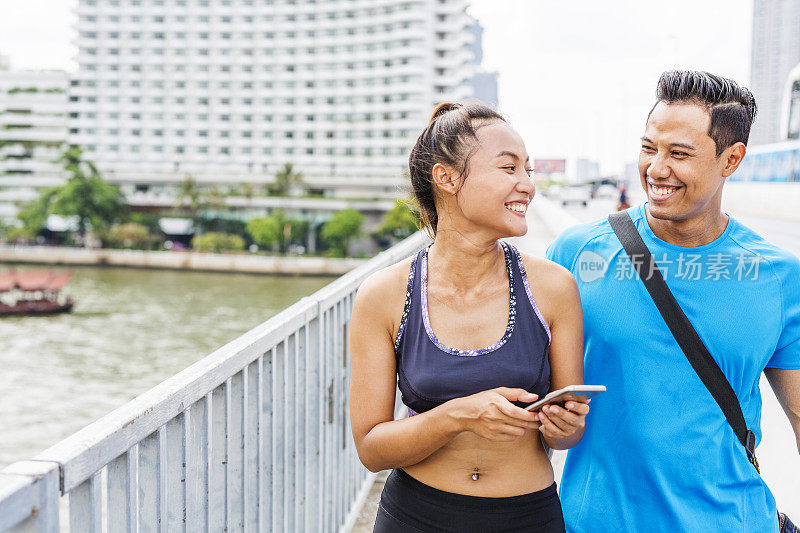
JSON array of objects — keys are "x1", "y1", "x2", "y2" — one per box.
[{"x1": 394, "y1": 242, "x2": 552, "y2": 416}]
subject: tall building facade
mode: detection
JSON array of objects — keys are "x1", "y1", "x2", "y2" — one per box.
[
  {"x1": 70, "y1": 0, "x2": 480, "y2": 198},
  {"x1": 0, "y1": 70, "x2": 69, "y2": 222},
  {"x1": 749, "y1": 0, "x2": 800, "y2": 146}
]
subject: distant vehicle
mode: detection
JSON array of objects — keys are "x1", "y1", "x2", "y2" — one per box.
[
  {"x1": 594, "y1": 184, "x2": 619, "y2": 199},
  {"x1": 559, "y1": 185, "x2": 591, "y2": 207}
]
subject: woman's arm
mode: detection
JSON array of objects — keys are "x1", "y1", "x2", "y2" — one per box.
[
  {"x1": 526, "y1": 257, "x2": 588, "y2": 450},
  {"x1": 349, "y1": 267, "x2": 540, "y2": 472}
]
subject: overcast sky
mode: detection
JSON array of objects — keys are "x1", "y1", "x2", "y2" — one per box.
[
  {"x1": 0, "y1": 0, "x2": 754, "y2": 173},
  {"x1": 468, "y1": 0, "x2": 754, "y2": 173}
]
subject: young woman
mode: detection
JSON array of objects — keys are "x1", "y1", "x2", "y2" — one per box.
[{"x1": 349, "y1": 101, "x2": 588, "y2": 532}]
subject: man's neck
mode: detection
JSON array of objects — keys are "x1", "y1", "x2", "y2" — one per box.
[{"x1": 644, "y1": 205, "x2": 729, "y2": 248}]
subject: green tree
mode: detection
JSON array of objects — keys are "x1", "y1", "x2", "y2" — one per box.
[
  {"x1": 176, "y1": 175, "x2": 202, "y2": 217},
  {"x1": 191, "y1": 232, "x2": 245, "y2": 253},
  {"x1": 321, "y1": 208, "x2": 364, "y2": 257},
  {"x1": 51, "y1": 147, "x2": 127, "y2": 244},
  {"x1": 374, "y1": 200, "x2": 420, "y2": 242},
  {"x1": 127, "y1": 212, "x2": 161, "y2": 235},
  {"x1": 268, "y1": 163, "x2": 304, "y2": 196},
  {"x1": 17, "y1": 186, "x2": 59, "y2": 235},
  {"x1": 246, "y1": 210, "x2": 307, "y2": 253},
  {"x1": 17, "y1": 146, "x2": 126, "y2": 245},
  {"x1": 203, "y1": 185, "x2": 226, "y2": 213},
  {"x1": 5, "y1": 226, "x2": 35, "y2": 243},
  {"x1": 246, "y1": 216, "x2": 281, "y2": 249},
  {"x1": 106, "y1": 222, "x2": 154, "y2": 249},
  {"x1": 239, "y1": 182, "x2": 257, "y2": 202}
]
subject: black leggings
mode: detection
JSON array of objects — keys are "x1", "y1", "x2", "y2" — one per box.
[{"x1": 373, "y1": 469, "x2": 565, "y2": 533}]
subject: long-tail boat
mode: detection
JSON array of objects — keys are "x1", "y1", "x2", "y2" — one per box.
[{"x1": 0, "y1": 270, "x2": 74, "y2": 316}]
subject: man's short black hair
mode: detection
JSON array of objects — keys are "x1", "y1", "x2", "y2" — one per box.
[{"x1": 651, "y1": 70, "x2": 758, "y2": 156}]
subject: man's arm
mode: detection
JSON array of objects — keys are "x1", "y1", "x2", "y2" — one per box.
[{"x1": 764, "y1": 368, "x2": 800, "y2": 454}]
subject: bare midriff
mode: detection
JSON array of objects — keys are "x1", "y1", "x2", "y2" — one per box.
[{"x1": 402, "y1": 429, "x2": 554, "y2": 497}]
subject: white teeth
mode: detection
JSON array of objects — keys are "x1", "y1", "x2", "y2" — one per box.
[
  {"x1": 651, "y1": 185, "x2": 678, "y2": 196},
  {"x1": 505, "y1": 203, "x2": 526, "y2": 213}
]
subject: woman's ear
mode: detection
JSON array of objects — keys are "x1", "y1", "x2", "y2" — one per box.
[{"x1": 432, "y1": 163, "x2": 460, "y2": 196}]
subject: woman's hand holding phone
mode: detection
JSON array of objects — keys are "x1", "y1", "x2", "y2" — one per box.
[
  {"x1": 447, "y1": 387, "x2": 542, "y2": 442},
  {"x1": 536, "y1": 398, "x2": 590, "y2": 444}
]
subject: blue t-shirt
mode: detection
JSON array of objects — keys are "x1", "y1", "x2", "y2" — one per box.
[{"x1": 546, "y1": 203, "x2": 800, "y2": 533}]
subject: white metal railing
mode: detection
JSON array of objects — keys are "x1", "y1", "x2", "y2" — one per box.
[{"x1": 0, "y1": 231, "x2": 429, "y2": 532}]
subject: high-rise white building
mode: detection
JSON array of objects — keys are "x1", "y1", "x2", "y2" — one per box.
[
  {"x1": 749, "y1": 0, "x2": 800, "y2": 146},
  {"x1": 0, "y1": 70, "x2": 69, "y2": 222},
  {"x1": 70, "y1": 0, "x2": 480, "y2": 199}
]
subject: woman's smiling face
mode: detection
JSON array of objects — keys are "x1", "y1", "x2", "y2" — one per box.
[{"x1": 450, "y1": 121, "x2": 535, "y2": 238}]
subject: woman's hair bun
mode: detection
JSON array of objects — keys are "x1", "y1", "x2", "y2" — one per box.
[
  {"x1": 429, "y1": 102, "x2": 463, "y2": 123},
  {"x1": 411, "y1": 99, "x2": 504, "y2": 236}
]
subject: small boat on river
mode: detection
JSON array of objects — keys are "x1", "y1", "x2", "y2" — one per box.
[{"x1": 0, "y1": 270, "x2": 74, "y2": 316}]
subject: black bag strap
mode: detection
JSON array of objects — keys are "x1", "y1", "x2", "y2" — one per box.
[{"x1": 607, "y1": 211, "x2": 759, "y2": 472}]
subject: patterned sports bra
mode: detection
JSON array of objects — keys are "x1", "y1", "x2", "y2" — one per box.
[{"x1": 394, "y1": 242, "x2": 552, "y2": 415}]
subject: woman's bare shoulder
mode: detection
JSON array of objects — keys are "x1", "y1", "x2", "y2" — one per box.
[
  {"x1": 354, "y1": 255, "x2": 416, "y2": 317},
  {"x1": 516, "y1": 250, "x2": 579, "y2": 327},
  {"x1": 517, "y1": 250, "x2": 576, "y2": 292}
]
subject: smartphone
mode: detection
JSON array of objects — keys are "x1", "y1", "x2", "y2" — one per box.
[{"x1": 524, "y1": 385, "x2": 606, "y2": 412}]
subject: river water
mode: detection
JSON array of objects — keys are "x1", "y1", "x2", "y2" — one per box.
[{"x1": 0, "y1": 264, "x2": 332, "y2": 469}]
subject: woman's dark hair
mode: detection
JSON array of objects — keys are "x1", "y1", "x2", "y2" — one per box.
[
  {"x1": 652, "y1": 70, "x2": 758, "y2": 156},
  {"x1": 408, "y1": 101, "x2": 505, "y2": 236}
]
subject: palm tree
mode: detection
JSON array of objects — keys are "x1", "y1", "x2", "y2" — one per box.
[
  {"x1": 269, "y1": 163, "x2": 304, "y2": 196},
  {"x1": 176, "y1": 175, "x2": 202, "y2": 218}
]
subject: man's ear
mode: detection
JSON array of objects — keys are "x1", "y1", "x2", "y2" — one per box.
[
  {"x1": 721, "y1": 142, "x2": 746, "y2": 178},
  {"x1": 431, "y1": 163, "x2": 460, "y2": 195}
]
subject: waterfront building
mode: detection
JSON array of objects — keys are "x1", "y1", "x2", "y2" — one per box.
[
  {"x1": 749, "y1": 0, "x2": 800, "y2": 146},
  {"x1": 0, "y1": 69, "x2": 69, "y2": 223},
  {"x1": 69, "y1": 0, "x2": 483, "y2": 201}
]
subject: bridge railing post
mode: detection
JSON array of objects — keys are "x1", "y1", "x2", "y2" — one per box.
[{"x1": 0, "y1": 460, "x2": 60, "y2": 533}]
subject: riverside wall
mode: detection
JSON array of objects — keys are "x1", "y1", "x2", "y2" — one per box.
[{"x1": 0, "y1": 245, "x2": 366, "y2": 276}]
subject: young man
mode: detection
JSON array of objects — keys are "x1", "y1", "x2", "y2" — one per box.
[{"x1": 547, "y1": 71, "x2": 800, "y2": 531}]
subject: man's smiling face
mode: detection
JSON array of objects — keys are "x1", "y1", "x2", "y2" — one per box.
[{"x1": 638, "y1": 101, "x2": 729, "y2": 223}]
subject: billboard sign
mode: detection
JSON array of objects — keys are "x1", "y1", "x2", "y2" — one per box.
[{"x1": 533, "y1": 159, "x2": 566, "y2": 174}]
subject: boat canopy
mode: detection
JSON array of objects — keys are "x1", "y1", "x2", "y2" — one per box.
[
  {"x1": 0, "y1": 271, "x2": 71, "y2": 292},
  {"x1": 0, "y1": 273, "x2": 14, "y2": 292}
]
